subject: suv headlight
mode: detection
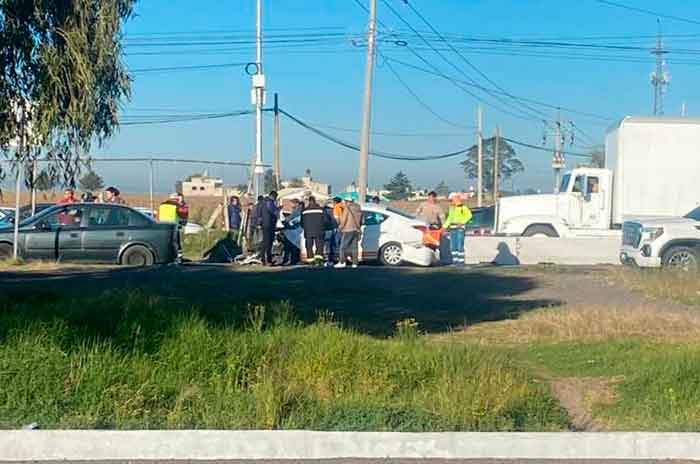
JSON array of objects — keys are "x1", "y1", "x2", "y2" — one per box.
[{"x1": 641, "y1": 227, "x2": 664, "y2": 242}]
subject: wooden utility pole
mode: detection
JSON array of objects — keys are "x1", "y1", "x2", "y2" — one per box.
[
  {"x1": 493, "y1": 127, "x2": 501, "y2": 204},
  {"x1": 273, "y1": 93, "x2": 281, "y2": 189},
  {"x1": 357, "y1": 0, "x2": 377, "y2": 204},
  {"x1": 477, "y1": 105, "x2": 483, "y2": 207}
]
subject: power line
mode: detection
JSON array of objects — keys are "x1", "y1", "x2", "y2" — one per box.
[
  {"x1": 397, "y1": 0, "x2": 550, "y2": 121},
  {"x1": 121, "y1": 111, "x2": 254, "y2": 126},
  {"x1": 301, "y1": 120, "x2": 469, "y2": 137},
  {"x1": 384, "y1": 56, "x2": 615, "y2": 122},
  {"x1": 593, "y1": 0, "x2": 700, "y2": 26},
  {"x1": 279, "y1": 108, "x2": 469, "y2": 160},
  {"x1": 130, "y1": 63, "x2": 249, "y2": 74},
  {"x1": 378, "y1": 0, "x2": 545, "y2": 122},
  {"x1": 504, "y1": 137, "x2": 592, "y2": 158}
]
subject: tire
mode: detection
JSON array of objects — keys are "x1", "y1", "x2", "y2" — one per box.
[
  {"x1": 0, "y1": 243, "x2": 12, "y2": 261},
  {"x1": 120, "y1": 245, "x2": 155, "y2": 267},
  {"x1": 379, "y1": 242, "x2": 403, "y2": 267},
  {"x1": 662, "y1": 246, "x2": 700, "y2": 272},
  {"x1": 523, "y1": 225, "x2": 559, "y2": 238}
]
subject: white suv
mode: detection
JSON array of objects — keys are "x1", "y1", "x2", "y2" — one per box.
[{"x1": 620, "y1": 206, "x2": 700, "y2": 271}]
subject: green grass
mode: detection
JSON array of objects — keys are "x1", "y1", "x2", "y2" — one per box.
[
  {"x1": 520, "y1": 341, "x2": 700, "y2": 431},
  {"x1": 0, "y1": 291, "x2": 566, "y2": 431}
]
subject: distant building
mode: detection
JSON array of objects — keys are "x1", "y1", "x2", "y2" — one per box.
[
  {"x1": 278, "y1": 169, "x2": 331, "y2": 203},
  {"x1": 178, "y1": 172, "x2": 224, "y2": 197}
]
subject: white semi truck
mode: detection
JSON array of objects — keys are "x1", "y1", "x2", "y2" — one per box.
[{"x1": 496, "y1": 117, "x2": 700, "y2": 240}]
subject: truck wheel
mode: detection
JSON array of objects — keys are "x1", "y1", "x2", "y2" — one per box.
[
  {"x1": 0, "y1": 243, "x2": 12, "y2": 261},
  {"x1": 121, "y1": 245, "x2": 155, "y2": 267},
  {"x1": 662, "y1": 246, "x2": 700, "y2": 272},
  {"x1": 523, "y1": 225, "x2": 559, "y2": 238}
]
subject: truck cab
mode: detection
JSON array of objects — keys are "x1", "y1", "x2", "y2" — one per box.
[{"x1": 498, "y1": 168, "x2": 614, "y2": 237}]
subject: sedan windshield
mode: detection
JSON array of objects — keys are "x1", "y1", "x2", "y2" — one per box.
[{"x1": 684, "y1": 207, "x2": 700, "y2": 221}]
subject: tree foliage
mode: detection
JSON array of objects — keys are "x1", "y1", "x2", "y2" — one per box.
[
  {"x1": 79, "y1": 170, "x2": 105, "y2": 192},
  {"x1": 0, "y1": 0, "x2": 135, "y2": 187},
  {"x1": 434, "y1": 180, "x2": 449, "y2": 197},
  {"x1": 384, "y1": 171, "x2": 413, "y2": 201},
  {"x1": 461, "y1": 136, "x2": 524, "y2": 191}
]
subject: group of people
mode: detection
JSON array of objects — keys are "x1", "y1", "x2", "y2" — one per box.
[
  {"x1": 416, "y1": 191, "x2": 473, "y2": 265},
  {"x1": 226, "y1": 191, "x2": 363, "y2": 268},
  {"x1": 57, "y1": 186, "x2": 126, "y2": 205}
]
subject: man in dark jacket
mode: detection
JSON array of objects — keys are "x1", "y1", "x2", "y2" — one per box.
[
  {"x1": 227, "y1": 196, "x2": 242, "y2": 242},
  {"x1": 301, "y1": 196, "x2": 325, "y2": 263},
  {"x1": 261, "y1": 191, "x2": 279, "y2": 265}
]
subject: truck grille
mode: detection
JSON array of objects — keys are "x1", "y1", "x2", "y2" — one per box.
[{"x1": 623, "y1": 222, "x2": 642, "y2": 248}]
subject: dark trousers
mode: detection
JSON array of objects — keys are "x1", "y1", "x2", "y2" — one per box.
[
  {"x1": 305, "y1": 235, "x2": 324, "y2": 259},
  {"x1": 262, "y1": 227, "x2": 275, "y2": 264},
  {"x1": 340, "y1": 230, "x2": 360, "y2": 265}
]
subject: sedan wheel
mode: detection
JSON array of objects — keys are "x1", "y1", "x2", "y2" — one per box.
[
  {"x1": 664, "y1": 247, "x2": 699, "y2": 272},
  {"x1": 0, "y1": 243, "x2": 12, "y2": 261},
  {"x1": 121, "y1": 245, "x2": 155, "y2": 267},
  {"x1": 380, "y1": 243, "x2": 403, "y2": 266}
]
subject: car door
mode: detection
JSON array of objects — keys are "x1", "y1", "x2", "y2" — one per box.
[
  {"x1": 581, "y1": 175, "x2": 608, "y2": 230},
  {"x1": 23, "y1": 209, "x2": 64, "y2": 261},
  {"x1": 360, "y1": 211, "x2": 387, "y2": 260},
  {"x1": 57, "y1": 205, "x2": 87, "y2": 261},
  {"x1": 81, "y1": 205, "x2": 129, "y2": 262}
]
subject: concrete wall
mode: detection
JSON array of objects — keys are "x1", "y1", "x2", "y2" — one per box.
[{"x1": 464, "y1": 236, "x2": 621, "y2": 266}]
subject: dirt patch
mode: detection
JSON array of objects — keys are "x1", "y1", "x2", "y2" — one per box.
[{"x1": 550, "y1": 377, "x2": 622, "y2": 431}]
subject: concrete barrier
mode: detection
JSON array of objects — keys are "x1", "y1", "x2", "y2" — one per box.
[
  {"x1": 464, "y1": 236, "x2": 621, "y2": 266},
  {"x1": 2, "y1": 431, "x2": 700, "y2": 461}
]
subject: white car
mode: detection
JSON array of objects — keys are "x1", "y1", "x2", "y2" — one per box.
[{"x1": 281, "y1": 203, "x2": 438, "y2": 267}]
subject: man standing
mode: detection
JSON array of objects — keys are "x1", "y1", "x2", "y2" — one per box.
[
  {"x1": 158, "y1": 193, "x2": 189, "y2": 261},
  {"x1": 415, "y1": 191, "x2": 444, "y2": 228},
  {"x1": 442, "y1": 194, "x2": 472, "y2": 266},
  {"x1": 103, "y1": 186, "x2": 126, "y2": 205},
  {"x1": 57, "y1": 188, "x2": 77, "y2": 205},
  {"x1": 335, "y1": 198, "x2": 362, "y2": 269},
  {"x1": 227, "y1": 196, "x2": 242, "y2": 243},
  {"x1": 261, "y1": 191, "x2": 279, "y2": 266},
  {"x1": 301, "y1": 196, "x2": 325, "y2": 264}
]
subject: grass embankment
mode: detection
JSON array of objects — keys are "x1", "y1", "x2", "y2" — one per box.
[
  {"x1": 0, "y1": 291, "x2": 565, "y2": 431},
  {"x1": 612, "y1": 268, "x2": 700, "y2": 306},
  {"x1": 454, "y1": 279, "x2": 700, "y2": 431}
]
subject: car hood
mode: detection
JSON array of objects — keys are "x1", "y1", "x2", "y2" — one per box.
[
  {"x1": 498, "y1": 194, "x2": 558, "y2": 220},
  {"x1": 626, "y1": 217, "x2": 698, "y2": 227}
]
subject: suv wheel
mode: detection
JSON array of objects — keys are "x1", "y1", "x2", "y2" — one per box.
[
  {"x1": 379, "y1": 242, "x2": 403, "y2": 266},
  {"x1": 662, "y1": 246, "x2": 700, "y2": 272},
  {"x1": 121, "y1": 245, "x2": 155, "y2": 267}
]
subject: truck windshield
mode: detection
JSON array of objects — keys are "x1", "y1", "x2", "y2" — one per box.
[
  {"x1": 684, "y1": 207, "x2": 700, "y2": 221},
  {"x1": 559, "y1": 174, "x2": 571, "y2": 193}
]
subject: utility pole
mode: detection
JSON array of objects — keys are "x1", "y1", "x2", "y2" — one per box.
[
  {"x1": 30, "y1": 159, "x2": 37, "y2": 216},
  {"x1": 681, "y1": 101, "x2": 688, "y2": 117},
  {"x1": 550, "y1": 110, "x2": 566, "y2": 193},
  {"x1": 476, "y1": 105, "x2": 483, "y2": 207},
  {"x1": 252, "y1": 0, "x2": 266, "y2": 198},
  {"x1": 651, "y1": 20, "x2": 670, "y2": 116},
  {"x1": 493, "y1": 126, "x2": 500, "y2": 204},
  {"x1": 357, "y1": 0, "x2": 377, "y2": 204},
  {"x1": 12, "y1": 107, "x2": 26, "y2": 261},
  {"x1": 273, "y1": 93, "x2": 281, "y2": 190}
]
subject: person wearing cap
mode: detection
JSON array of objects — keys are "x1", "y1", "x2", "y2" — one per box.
[{"x1": 442, "y1": 194, "x2": 472, "y2": 266}]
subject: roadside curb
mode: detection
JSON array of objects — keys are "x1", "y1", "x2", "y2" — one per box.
[{"x1": 2, "y1": 431, "x2": 700, "y2": 461}]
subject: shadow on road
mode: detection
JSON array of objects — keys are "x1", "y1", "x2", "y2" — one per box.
[{"x1": 1, "y1": 264, "x2": 561, "y2": 337}]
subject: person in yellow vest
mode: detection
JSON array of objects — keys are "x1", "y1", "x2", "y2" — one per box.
[
  {"x1": 159, "y1": 194, "x2": 189, "y2": 262},
  {"x1": 442, "y1": 194, "x2": 472, "y2": 265}
]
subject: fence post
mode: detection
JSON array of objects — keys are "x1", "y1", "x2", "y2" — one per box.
[
  {"x1": 13, "y1": 160, "x2": 23, "y2": 260},
  {"x1": 149, "y1": 158, "x2": 154, "y2": 213}
]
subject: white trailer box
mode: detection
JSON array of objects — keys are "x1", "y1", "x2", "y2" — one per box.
[{"x1": 607, "y1": 117, "x2": 700, "y2": 226}]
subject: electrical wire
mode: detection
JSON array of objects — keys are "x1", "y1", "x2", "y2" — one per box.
[
  {"x1": 503, "y1": 137, "x2": 592, "y2": 158},
  {"x1": 397, "y1": 0, "x2": 550, "y2": 121},
  {"x1": 130, "y1": 63, "x2": 249, "y2": 74},
  {"x1": 121, "y1": 110, "x2": 254, "y2": 126},
  {"x1": 593, "y1": 0, "x2": 700, "y2": 26}
]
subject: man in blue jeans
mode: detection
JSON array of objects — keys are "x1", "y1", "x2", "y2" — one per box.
[{"x1": 442, "y1": 194, "x2": 472, "y2": 265}]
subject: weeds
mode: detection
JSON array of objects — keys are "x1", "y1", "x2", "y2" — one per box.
[{"x1": 0, "y1": 291, "x2": 565, "y2": 431}]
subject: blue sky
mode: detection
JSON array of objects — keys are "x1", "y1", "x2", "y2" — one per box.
[{"x1": 93, "y1": 0, "x2": 700, "y2": 194}]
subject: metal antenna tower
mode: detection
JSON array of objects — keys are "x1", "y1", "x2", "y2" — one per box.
[{"x1": 651, "y1": 20, "x2": 670, "y2": 116}]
